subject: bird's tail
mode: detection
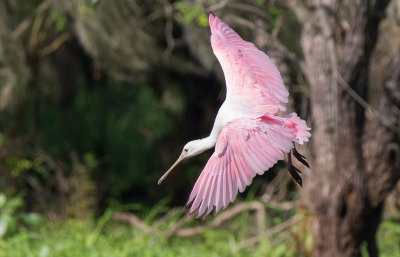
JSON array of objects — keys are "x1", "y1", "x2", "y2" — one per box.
[{"x1": 282, "y1": 113, "x2": 311, "y2": 144}]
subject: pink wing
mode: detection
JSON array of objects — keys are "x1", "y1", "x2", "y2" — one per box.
[
  {"x1": 209, "y1": 13, "x2": 289, "y2": 114},
  {"x1": 186, "y1": 114, "x2": 296, "y2": 217}
]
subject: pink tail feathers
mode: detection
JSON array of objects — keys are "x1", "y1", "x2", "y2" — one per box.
[{"x1": 283, "y1": 113, "x2": 311, "y2": 144}]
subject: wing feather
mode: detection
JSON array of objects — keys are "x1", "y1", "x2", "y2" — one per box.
[
  {"x1": 215, "y1": 169, "x2": 223, "y2": 213},
  {"x1": 187, "y1": 115, "x2": 297, "y2": 216},
  {"x1": 198, "y1": 172, "x2": 214, "y2": 216},
  {"x1": 209, "y1": 14, "x2": 289, "y2": 114},
  {"x1": 204, "y1": 174, "x2": 217, "y2": 215}
]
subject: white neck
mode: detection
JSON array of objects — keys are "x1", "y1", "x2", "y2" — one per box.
[
  {"x1": 198, "y1": 136, "x2": 217, "y2": 151},
  {"x1": 200, "y1": 119, "x2": 223, "y2": 151},
  {"x1": 184, "y1": 132, "x2": 219, "y2": 159},
  {"x1": 187, "y1": 107, "x2": 225, "y2": 157}
]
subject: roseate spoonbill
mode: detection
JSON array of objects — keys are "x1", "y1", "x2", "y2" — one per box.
[{"x1": 158, "y1": 13, "x2": 311, "y2": 217}]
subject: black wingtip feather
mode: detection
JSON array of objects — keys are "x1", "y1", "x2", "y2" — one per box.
[
  {"x1": 292, "y1": 147, "x2": 310, "y2": 168},
  {"x1": 287, "y1": 151, "x2": 303, "y2": 187},
  {"x1": 288, "y1": 166, "x2": 303, "y2": 187}
]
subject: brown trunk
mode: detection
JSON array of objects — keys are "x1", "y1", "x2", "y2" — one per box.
[
  {"x1": 362, "y1": 49, "x2": 400, "y2": 256},
  {"x1": 294, "y1": 0, "x2": 399, "y2": 256}
]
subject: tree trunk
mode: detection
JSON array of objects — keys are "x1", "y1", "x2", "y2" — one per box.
[{"x1": 294, "y1": 0, "x2": 400, "y2": 256}]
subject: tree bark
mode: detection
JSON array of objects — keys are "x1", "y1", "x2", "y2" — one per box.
[
  {"x1": 296, "y1": 0, "x2": 400, "y2": 256},
  {"x1": 363, "y1": 48, "x2": 400, "y2": 257}
]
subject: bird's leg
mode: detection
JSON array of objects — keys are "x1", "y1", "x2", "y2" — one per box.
[
  {"x1": 292, "y1": 145, "x2": 310, "y2": 168},
  {"x1": 287, "y1": 151, "x2": 303, "y2": 187}
]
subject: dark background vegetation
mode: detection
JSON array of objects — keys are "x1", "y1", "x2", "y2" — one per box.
[{"x1": 0, "y1": 0, "x2": 399, "y2": 256}]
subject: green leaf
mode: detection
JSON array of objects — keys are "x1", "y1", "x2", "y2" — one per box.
[
  {"x1": 0, "y1": 194, "x2": 6, "y2": 209},
  {"x1": 269, "y1": 7, "x2": 282, "y2": 19},
  {"x1": 0, "y1": 217, "x2": 8, "y2": 237},
  {"x1": 197, "y1": 14, "x2": 208, "y2": 27},
  {"x1": 51, "y1": 9, "x2": 66, "y2": 32},
  {"x1": 83, "y1": 152, "x2": 98, "y2": 170},
  {"x1": 254, "y1": 0, "x2": 267, "y2": 6},
  {"x1": 174, "y1": 1, "x2": 204, "y2": 25},
  {"x1": 20, "y1": 213, "x2": 44, "y2": 228}
]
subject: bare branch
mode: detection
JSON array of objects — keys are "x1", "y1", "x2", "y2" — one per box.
[
  {"x1": 39, "y1": 32, "x2": 71, "y2": 57},
  {"x1": 113, "y1": 212, "x2": 156, "y2": 234},
  {"x1": 207, "y1": 0, "x2": 230, "y2": 12},
  {"x1": 235, "y1": 214, "x2": 302, "y2": 251},
  {"x1": 11, "y1": 0, "x2": 52, "y2": 39},
  {"x1": 174, "y1": 201, "x2": 265, "y2": 237}
]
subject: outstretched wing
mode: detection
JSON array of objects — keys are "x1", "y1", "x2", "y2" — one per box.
[
  {"x1": 186, "y1": 115, "x2": 295, "y2": 217},
  {"x1": 209, "y1": 13, "x2": 288, "y2": 114}
]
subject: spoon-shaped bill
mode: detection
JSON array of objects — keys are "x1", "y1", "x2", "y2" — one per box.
[{"x1": 158, "y1": 152, "x2": 185, "y2": 185}]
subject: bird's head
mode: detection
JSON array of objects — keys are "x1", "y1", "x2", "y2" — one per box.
[
  {"x1": 158, "y1": 139, "x2": 209, "y2": 185},
  {"x1": 182, "y1": 139, "x2": 208, "y2": 159}
]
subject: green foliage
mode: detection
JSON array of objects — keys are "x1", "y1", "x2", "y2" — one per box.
[
  {"x1": 51, "y1": 8, "x2": 66, "y2": 32},
  {"x1": 360, "y1": 218, "x2": 400, "y2": 257},
  {"x1": 0, "y1": 214, "x2": 295, "y2": 257},
  {"x1": 5, "y1": 157, "x2": 46, "y2": 178},
  {"x1": 84, "y1": 0, "x2": 99, "y2": 7},
  {"x1": 377, "y1": 219, "x2": 400, "y2": 257},
  {"x1": 0, "y1": 194, "x2": 21, "y2": 238},
  {"x1": 174, "y1": 1, "x2": 208, "y2": 26},
  {"x1": 269, "y1": 7, "x2": 283, "y2": 20},
  {"x1": 253, "y1": 0, "x2": 267, "y2": 6},
  {"x1": 1, "y1": 210, "x2": 399, "y2": 257},
  {"x1": 85, "y1": 208, "x2": 113, "y2": 246},
  {"x1": 0, "y1": 193, "x2": 44, "y2": 238},
  {"x1": 12, "y1": 77, "x2": 173, "y2": 199},
  {"x1": 0, "y1": 133, "x2": 4, "y2": 146},
  {"x1": 0, "y1": 202, "x2": 399, "y2": 257},
  {"x1": 67, "y1": 153, "x2": 97, "y2": 218},
  {"x1": 0, "y1": 72, "x2": 178, "y2": 214}
]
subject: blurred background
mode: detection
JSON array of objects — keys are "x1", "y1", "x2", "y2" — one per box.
[{"x1": 0, "y1": 0, "x2": 399, "y2": 256}]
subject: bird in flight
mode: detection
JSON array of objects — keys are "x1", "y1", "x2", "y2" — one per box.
[{"x1": 158, "y1": 13, "x2": 311, "y2": 218}]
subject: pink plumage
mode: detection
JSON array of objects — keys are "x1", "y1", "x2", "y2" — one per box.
[
  {"x1": 158, "y1": 13, "x2": 311, "y2": 218},
  {"x1": 209, "y1": 14, "x2": 289, "y2": 114}
]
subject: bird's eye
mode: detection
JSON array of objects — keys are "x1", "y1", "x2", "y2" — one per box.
[{"x1": 184, "y1": 149, "x2": 188, "y2": 152}]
